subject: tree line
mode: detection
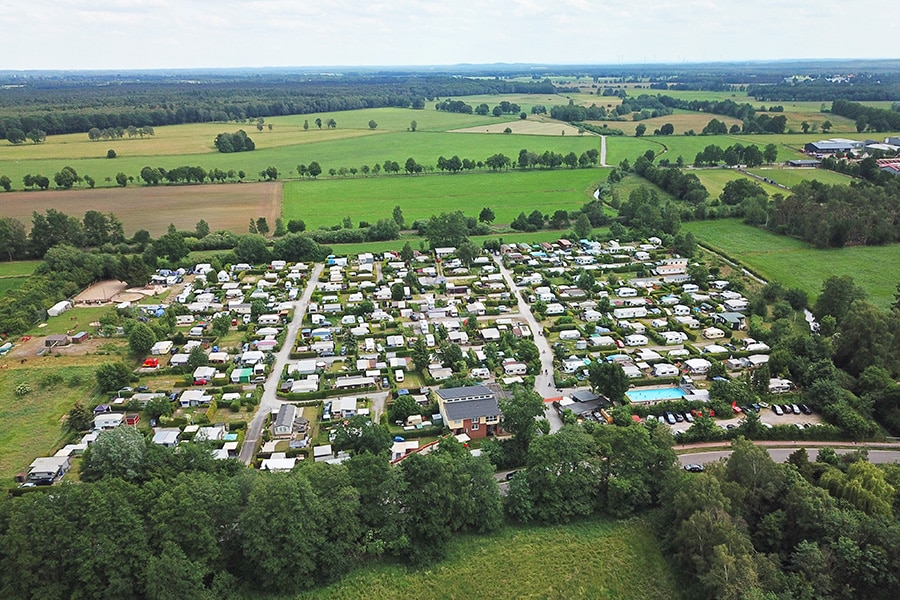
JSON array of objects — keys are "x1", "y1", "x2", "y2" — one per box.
[
  {"x1": 658, "y1": 438, "x2": 900, "y2": 600},
  {"x1": 749, "y1": 75, "x2": 900, "y2": 102},
  {"x1": 0, "y1": 75, "x2": 556, "y2": 140},
  {"x1": 0, "y1": 432, "x2": 502, "y2": 598},
  {"x1": 830, "y1": 99, "x2": 900, "y2": 133},
  {"x1": 767, "y1": 178, "x2": 900, "y2": 247}
]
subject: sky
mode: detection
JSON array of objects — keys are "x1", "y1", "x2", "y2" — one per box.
[{"x1": 1, "y1": 0, "x2": 897, "y2": 71}]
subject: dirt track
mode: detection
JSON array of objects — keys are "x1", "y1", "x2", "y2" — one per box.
[{"x1": 0, "y1": 182, "x2": 281, "y2": 237}]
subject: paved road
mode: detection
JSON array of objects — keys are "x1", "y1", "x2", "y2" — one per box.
[
  {"x1": 679, "y1": 448, "x2": 900, "y2": 467},
  {"x1": 493, "y1": 255, "x2": 564, "y2": 433},
  {"x1": 239, "y1": 263, "x2": 324, "y2": 464}
]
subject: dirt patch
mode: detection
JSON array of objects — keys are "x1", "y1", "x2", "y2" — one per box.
[
  {"x1": 1, "y1": 334, "x2": 118, "y2": 362},
  {"x1": 0, "y1": 182, "x2": 281, "y2": 237},
  {"x1": 450, "y1": 120, "x2": 586, "y2": 136}
]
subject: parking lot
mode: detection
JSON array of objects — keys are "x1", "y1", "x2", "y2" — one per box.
[{"x1": 666, "y1": 403, "x2": 824, "y2": 435}]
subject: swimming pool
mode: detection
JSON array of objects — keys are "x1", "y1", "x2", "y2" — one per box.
[{"x1": 626, "y1": 386, "x2": 686, "y2": 402}]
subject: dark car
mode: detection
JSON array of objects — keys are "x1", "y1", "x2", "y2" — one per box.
[
  {"x1": 684, "y1": 464, "x2": 705, "y2": 473},
  {"x1": 800, "y1": 404, "x2": 812, "y2": 415},
  {"x1": 674, "y1": 412, "x2": 684, "y2": 423},
  {"x1": 505, "y1": 470, "x2": 519, "y2": 481}
]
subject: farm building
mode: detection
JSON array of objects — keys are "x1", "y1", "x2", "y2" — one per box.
[{"x1": 804, "y1": 139, "x2": 861, "y2": 154}]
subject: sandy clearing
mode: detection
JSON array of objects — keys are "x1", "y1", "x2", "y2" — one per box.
[{"x1": 450, "y1": 119, "x2": 588, "y2": 136}]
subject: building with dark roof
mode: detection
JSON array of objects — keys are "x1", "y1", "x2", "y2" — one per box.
[{"x1": 434, "y1": 385, "x2": 501, "y2": 439}]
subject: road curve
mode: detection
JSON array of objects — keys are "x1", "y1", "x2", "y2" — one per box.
[{"x1": 239, "y1": 263, "x2": 324, "y2": 464}]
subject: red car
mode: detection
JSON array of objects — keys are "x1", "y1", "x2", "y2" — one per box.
[{"x1": 193, "y1": 378, "x2": 209, "y2": 386}]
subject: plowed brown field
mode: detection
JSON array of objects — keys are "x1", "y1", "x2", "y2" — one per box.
[{"x1": 0, "y1": 182, "x2": 280, "y2": 237}]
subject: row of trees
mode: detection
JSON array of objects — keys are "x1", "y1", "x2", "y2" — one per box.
[
  {"x1": 630, "y1": 152, "x2": 710, "y2": 204},
  {"x1": 0, "y1": 433, "x2": 501, "y2": 598},
  {"x1": 693, "y1": 142, "x2": 778, "y2": 167},
  {"x1": 831, "y1": 99, "x2": 900, "y2": 133},
  {"x1": 87, "y1": 125, "x2": 154, "y2": 141}
]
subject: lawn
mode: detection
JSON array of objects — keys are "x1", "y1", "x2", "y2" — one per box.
[
  {"x1": 285, "y1": 518, "x2": 680, "y2": 600},
  {"x1": 27, "y1": 306, "x2": 115, "y2": 336},
  {"x1": 0, "y1": 261, "x2": 41, "y2": 278},
  {"x1": 0, "y1": 359, "x2": 104, "y2": 483},
  {"x1": 683, "y1": 219, "x2": 900, "y2": 308},
  {"x1": 691, "y1": 169, "x2": 758, "y2": 198},
  {"x1": 283, "y1": 168, "x2": 606, "y2": 230},
  {"x1": 745, "y1": 167, "x2": 855, "y2": 188}
]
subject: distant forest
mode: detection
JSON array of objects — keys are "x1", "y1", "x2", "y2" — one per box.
[{"x1": 0, "y1": 76, "x2": 555, "y2": 140}]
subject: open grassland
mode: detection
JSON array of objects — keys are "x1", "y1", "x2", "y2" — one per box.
[
  {"x1": 0, "y1": 261, "x2": 40, "y2": 278},
  {"x1": 683, "y1": 219, "x2": 900, "y2": 308},
  {"x1": 0, "y1": 182, "x2": 280, "y2": 237},
  {"x1": 287, "y1": 519, "x2": 680, "y2": 600},
  {"x1": 0, "y1": 360, "x2": 107, "y2": 482},
  {"x1": 28, "y1": 307, "x2": 111, "y2": 336},
  {"x1": 691, "y1": 169, "x2": 760, "y2": 198},
  {"x1": 746, "y1": 167, "x2": 855, "y2": 188},
  {"x1": 283, "y1": 168, "x2": 605, "y2": 230}
]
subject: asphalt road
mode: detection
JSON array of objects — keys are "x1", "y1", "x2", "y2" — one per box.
[
  {"x1": 679, "y1": 448, "x2": 900, "y2": 467},
  {"x1": 493, "y1": 254, "x2": 564, "y2": 433},
  {"x1": 239, "y1": 263, "x2": 323, "y2": 464}
]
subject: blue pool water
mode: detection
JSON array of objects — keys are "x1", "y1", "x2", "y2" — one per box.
[{"x1": 626, "y1": 386, "x2": 685, "y2": 402}]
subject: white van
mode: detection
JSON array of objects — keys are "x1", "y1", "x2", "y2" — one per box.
[{"x1": 394, "y1": 369, "x2": 404, "y2": 383}]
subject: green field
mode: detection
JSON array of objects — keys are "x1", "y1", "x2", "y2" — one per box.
[
  {"x1": 0, "y1": 261, "x2": 40, "y2": 278},
  {"x1": 283, "y1": 168, "x2": 606, "y2": 230},
  {"x1": 691, "y1": 169, "x2": 757, "y2": 198},
  {"x1": 0, "y1": 360, "x2": 104, "y2": 482},
  {"x1": 745, "y1": 167, "x2": 855, "y2": 188},
  {"x1": 286, "y1": 519, "x2": 680, "y2": 600},
  {"x1": 683, "y1": 219, "x2": 900, "y2": 308}
]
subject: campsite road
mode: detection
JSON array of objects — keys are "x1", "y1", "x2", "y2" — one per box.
[{"x1": 239, "y1": 263, "x2": 323, "y2": 464}]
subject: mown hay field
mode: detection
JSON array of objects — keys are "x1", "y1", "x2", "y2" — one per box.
[{"x1": 282, "y1": 168, "x2": 606, "y2": 231}]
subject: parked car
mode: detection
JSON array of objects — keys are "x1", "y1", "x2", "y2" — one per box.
[
  {"x1": 791, "y1": 404, "x2": 801, "y2": 415},
  {"x1": 800, "y1": 404, "x2": 812, "y2": 415},
  {"x1": 674, "y1": 412, "x2": 684, "y2": 423},
  {"x1": 683, "y1": 412, "x2": 694, "y2": 423},
  {"x1": 505, "y1": 470, "x2": 519, "y2": 481},
  {"x1": 193, "y1": 379, "x2": 208, "y2": 386},
  {"x1": 773, "y1": 405, "x2": 783, "y2": 416},
  {"x1": 684, "y1": 464, "x2": 705, "y2": 473},
  {"x1": 665, "y1": 412, "x2": 676, "y2": 425}
]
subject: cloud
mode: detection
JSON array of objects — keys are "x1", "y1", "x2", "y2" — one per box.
[{"x1": 0, "y1": 0, "x2": 895, "y2": 69}]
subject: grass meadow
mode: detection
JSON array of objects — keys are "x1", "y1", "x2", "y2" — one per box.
[
  {"x1": 287, "y1": 519, "x2": 680, "y2": 600},
  {"x1": 282, "y1": 168, "x2": 606, "y2": 230},
  {"x1": 745, "y1": 167, "x2": 855, "y2": 188},
  {"x1": 0, "y1": 360, "x2": 106, "y2": 482},
  {"x1": 683, "y1": 219, "x2": 900, "y2": 308}
]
